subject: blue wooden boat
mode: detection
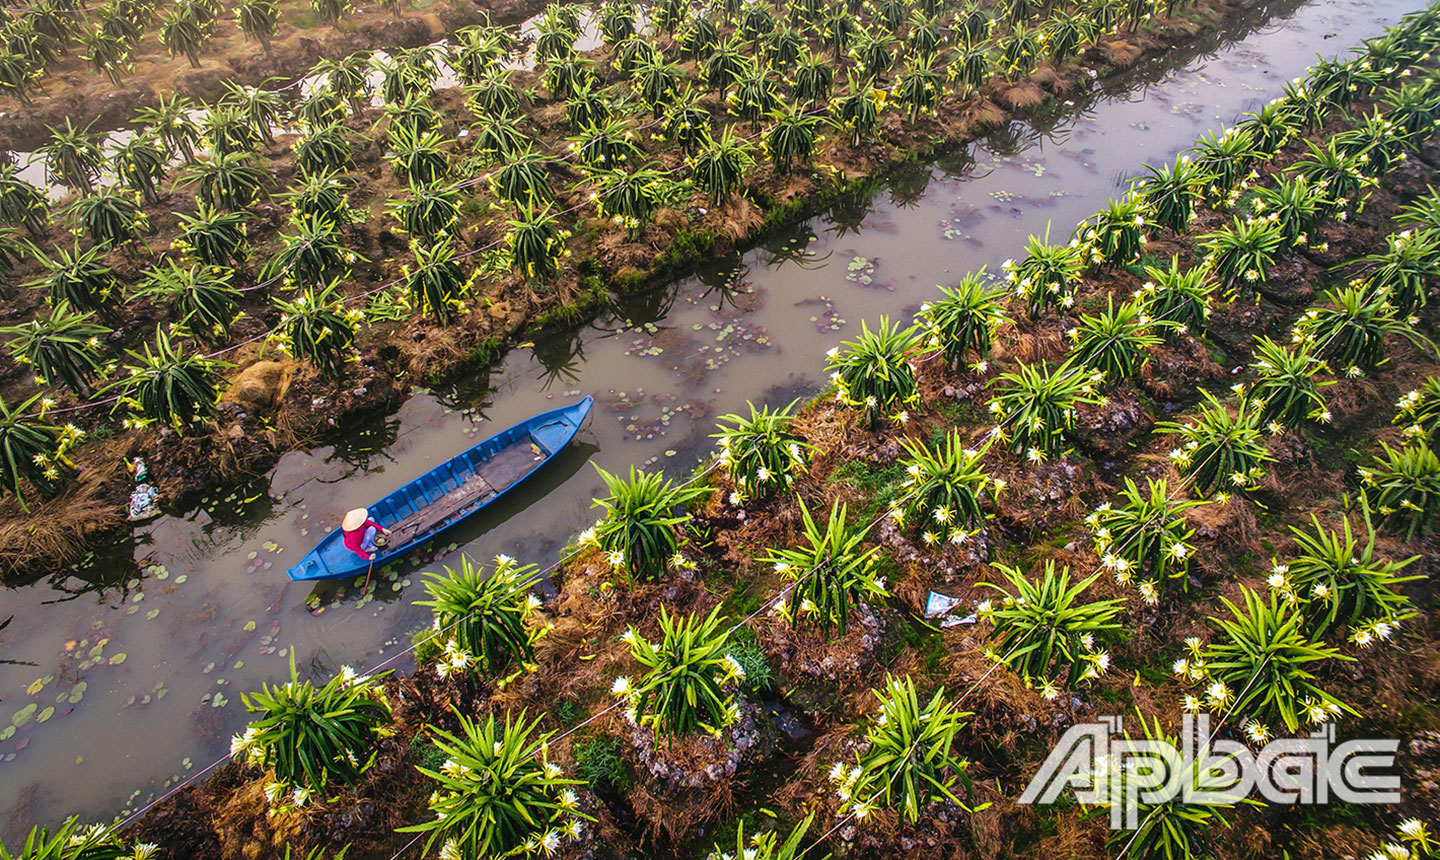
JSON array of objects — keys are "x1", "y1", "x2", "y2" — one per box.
[{"x1": 287, "y1": 396, "x2": 593, "y2": 581}]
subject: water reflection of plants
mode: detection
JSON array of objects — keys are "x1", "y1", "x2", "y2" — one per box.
[
  {"x1": 886, "y1": 160, "x2": 934, "y2": 209},
  {"x1": 531, "y1": 329, "x2": 587, "y2": 391},
  {"x1": 824, "y1": 186, "x2": 875, "y2": 239},
  {"x1": 695, "y1": 248, "x2": 747, "y2": 291},
  {"x1": 757, "y1": 222, "x2": 825, "y2": 268},
  {"x1": 608, "y1": 279, "x2": 678, "y2": 329},
  {"x1": 327, "y1": 415, "x2": 403, "y2": 472}
]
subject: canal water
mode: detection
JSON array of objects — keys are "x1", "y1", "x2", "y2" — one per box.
[{"x1": 0, "y1": 0, "x2": 1422, "y2": 834}]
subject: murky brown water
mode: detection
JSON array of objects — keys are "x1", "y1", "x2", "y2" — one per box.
[{"x1": 0, "y1": 0, "x2": 1425, "y2": 834}]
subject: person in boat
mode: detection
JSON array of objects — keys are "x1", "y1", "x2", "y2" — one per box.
[{"x1": 342, "y1": 508, "x2": 390, "y2": 560}]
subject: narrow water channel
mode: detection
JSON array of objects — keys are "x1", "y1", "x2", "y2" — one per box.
[{"x1": 0, "y1": 0, "x2": 1422, "y2": 833}]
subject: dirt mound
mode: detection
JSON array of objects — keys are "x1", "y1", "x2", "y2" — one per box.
[
  {"x1": 1075, "y1": 387, "x2": 1154, "y2": 461},
  {"x1": 993, "y1": 81, "x2": 1048, "y2": 111},
  {"x1": 1100, "y1": 38, "x2": 1145, "y2": 67},
  {"x1": 625, "y1": 699, "x2": 773, "y2": 844},
  {"x1": 223, "y1": 360, "x2": 299, "y2": 412},
  {"x1": 757, "y1": 600, "x2": 886, "y2": 714},
  {"x1": 0, "y1": 464, "x2": 128, "y2": 577}
]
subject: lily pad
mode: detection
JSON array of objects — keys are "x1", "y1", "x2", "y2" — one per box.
[
  {"x1": 12, "y1": 703, "x2": 37, "y2": 727},
  {"x1": 36, "y1": 706, "x2": 55, "y2": 724},
  {"x1": 109, "y1": 653, "x2": 128, "y2": 665}
]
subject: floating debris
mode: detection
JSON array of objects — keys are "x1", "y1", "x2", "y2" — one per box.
[{"x1": 845, "y1": 255, "x2": 881, "y2": 288}]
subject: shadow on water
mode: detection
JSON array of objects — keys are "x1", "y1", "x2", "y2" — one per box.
[
  {"x1": 1, "y1": 533, "x2": 138, "y2": 595},
  {"x1": 195, "y1": 474, "x2": 282, "y2": 533},
  {"x1": 0, "y1": 616, "x2": 33, "y2": 668}
]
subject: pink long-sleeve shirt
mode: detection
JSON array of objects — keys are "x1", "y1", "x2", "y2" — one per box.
[{"x1": 342, "y1": 518, "x2": 383, "y2": 560}]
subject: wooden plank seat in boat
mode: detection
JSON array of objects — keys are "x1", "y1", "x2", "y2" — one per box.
[
  {"x1": 389, "y1": 474, "x2": 495, "y2": 538},
  {"x1": 481, "y1": 439, "x2": 547, "y2": 491},
  {"x1": 387, "y1": 439, "x2": 545, "y2": 540}
]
